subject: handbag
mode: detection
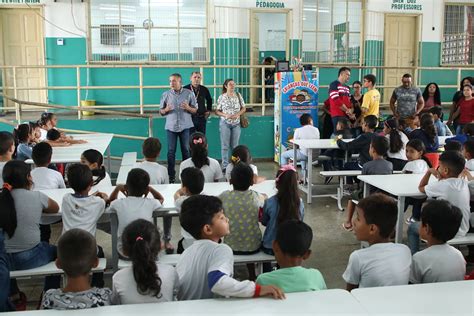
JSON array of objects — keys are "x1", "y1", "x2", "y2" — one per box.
[{"x1": 236, "y1": 92, "x2": 249, "y2": 128}]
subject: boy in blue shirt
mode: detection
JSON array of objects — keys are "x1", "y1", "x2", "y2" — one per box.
[{"x1": 256, "y1": 220, "x2": 326, "y2": 293}]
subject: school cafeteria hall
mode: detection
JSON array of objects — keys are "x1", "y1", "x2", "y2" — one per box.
[{"x1": 0, "y1": 0, "x2": 473, "y2": 314}]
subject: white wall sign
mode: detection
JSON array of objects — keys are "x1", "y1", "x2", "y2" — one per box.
[
  {"x1": 0, "y1": 0, "x2": 41, "y2": 3},
  {"x1": 391, "y1": 0, "x2": 422, "y2": 11}
]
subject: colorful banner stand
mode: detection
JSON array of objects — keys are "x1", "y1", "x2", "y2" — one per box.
[{"x1": 274, "y1": 70, "x2": 319, "y2": 164}]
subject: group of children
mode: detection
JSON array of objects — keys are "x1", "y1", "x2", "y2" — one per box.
[{"x1": 0, "y1": 107, "x2": 473, "y2": 311}]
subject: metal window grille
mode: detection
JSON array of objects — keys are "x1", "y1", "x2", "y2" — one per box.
[{"x1": 442, "y1": 4, "x2": 474, "y2": 65}]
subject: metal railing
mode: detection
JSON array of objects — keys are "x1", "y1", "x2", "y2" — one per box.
[{"x1": 1, "y1": 64, "x2": 473, "y2": 121}]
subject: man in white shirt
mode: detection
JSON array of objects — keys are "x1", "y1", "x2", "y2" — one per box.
[
  {"x1": 31, "y1": 142, "x2": 66, "y2": 190},
  {"x1": 280, "y1": 113, "x2": 320, "y2": 166}
]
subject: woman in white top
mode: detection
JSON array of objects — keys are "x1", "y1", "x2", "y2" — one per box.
[
  {"x1": 179, "y1": 132, "x2": 222, "y2": 182},
  {"x1": 383, "y1": 118, "x2": 408, "y2": 171},
  {"x1": 112, "y1": 219, "x2": 178, "y2": 305},
  {"x1": 216, "y1": 79, "x2": 246, "y2": 170}
]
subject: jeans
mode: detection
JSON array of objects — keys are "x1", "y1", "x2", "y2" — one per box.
[
  {"x1": 407, "y1": 221, "x2": 421, "y2": 254},
  {"x1": 191, "y1": 116, "x2": 207, "y2": 135},
  {"x1": 280, "y1": 149, "x2": 307, "y2": 166},
  {"x1": 322, "y1": 149, "x2": 345, "y2": 171},
  {"x1": 167, "y1": 129, "x2": 191, "y2": 180},
  {"x1": 456, "y1": 124, "x2": 465, "y2": 135},
  {"x1": 0, "y1": 234, "x2": 13, "y2": 312},
  {"x1": 219, "y1": 120, "x2": 241, "y2": 169},
  {"x1": 7, "y1": 242, "x2": 60, "y2": 294},
  {"x1": 332, "y1": 116, "x2": 346, "y2": 133}
]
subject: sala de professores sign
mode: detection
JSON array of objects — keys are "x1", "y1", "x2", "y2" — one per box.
[{"x1": 391, "y1": 0, "x2": 422, "y2": 11}]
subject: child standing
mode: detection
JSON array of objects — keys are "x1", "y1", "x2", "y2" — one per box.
[
  {"x1": 256, "y1": 220, "x2": 326, "y2": 292},
  {"x1": 13, "y1": 123, "x2": 34, "y2": 161},
  {"x1": 342, "y1": 136, "x2": 393, "y2": 231},
  {"x1": 108, "y1": 168, "x2": 164, "y2": 258},
  {"x1": 463, "y1": 139, "x2": 474, "y2": 171},
  {"x1": 80, "y1": 149, "x2": 112, "y2": 191},
  {"x1": 261, "y1": 165, "x2": 303, "y2": 255},
  {"x1": 174, "y1": 167, "x2": 205, "y2": 253},
  {"x1": 179, "y1": 132, "x2": 222, "y2": 182},
  {"x1": 343, "y1": 194, "x2": 411, "y2": 290},
  {"x1": 225, "y1": 145, "x2": 265, "y2": 184},
  {"x1": 176, "y1": 195, "x2": 284, "y2": 300},
  {"x1": 41, "y1": 229, "x2": 112, "y2": 309},
  {"x1": 31, "y1": 142, "x2": 66, "y2": 190},
  {"x1": 112, "y1": 219, "x2": 178, "y2": 305},
  {"x1": 410, "y1": 200, "x2": 466, "y2": 284},
  {"x1": 410, "y1": 150, "x2": 470, "y2": 254},
  {"x1": 134, "y1": 137, "x2": 169, "y2": 185},
  {"x1": 0, "y1": 132, "x2": 15, "y2": 186}
]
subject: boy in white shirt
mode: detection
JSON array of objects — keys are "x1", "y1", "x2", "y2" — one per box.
[
  {"x1": 108, "y1": 168, "x2": 164, "y2": 258},
  {"x1": 31, "y1": 142, "x2": 66, "y2": 190},
  {"x1": 343, "y1": 193, "x2": 411, "y2": 290},
  {"x1": 134, "y1": 137, "x2": 173, "y2": 252},
  {"x1": 462, "y1": 139, "x2": 474, "y2": 171},
  {"x1": 62, "y1": 163, "x2": 108, "y2": 287},
  {"x1": 410, "y1": 200, "x2": 466, "y2": 284},
  {"x1": 0, "y1": 131, "x2": 15, "y2": 187},
  {"x1": 409, "y1": 150, "x2": 470, "y2": 254},
  {"x1": 176, "y1": 195, "x2": 285, "y2": 301},
  {"x1": 280, "y1": 113, "x2": 320, "y2": 166}
]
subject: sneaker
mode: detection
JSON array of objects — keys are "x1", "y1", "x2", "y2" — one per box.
[
  {"x1": 169, "y1": 177, "x2": 175, "y2": 184},
  {"x1": 405, "y1": 216, "x2": 417, "y2": 224}
]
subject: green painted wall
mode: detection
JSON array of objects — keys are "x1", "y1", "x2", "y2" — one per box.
[{"x1": 0, "y1": 116, "x2": 275, "y2": 160}]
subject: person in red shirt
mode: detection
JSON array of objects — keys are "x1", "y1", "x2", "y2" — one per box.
[
  {"x1": 453, "y1": 84, "x2": 474, "y2": 135},
  {"x1": 329, "y1": 67, "x2": 355, "y2": 133}
]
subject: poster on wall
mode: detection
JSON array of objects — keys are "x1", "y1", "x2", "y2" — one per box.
[{"x1": 274, "y1": 70, "x2": 319, "y2": 164}]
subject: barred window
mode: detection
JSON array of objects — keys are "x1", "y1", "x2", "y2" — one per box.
[
  {"x1": 302, "y1": 0, "x2": 362, "y2": 64},
  {"x1": 89, "y1": 0, "x2": 208, "y2": 63},
  {"x1": 442, "y1": 4, "x2": 474, "y2": 65}
]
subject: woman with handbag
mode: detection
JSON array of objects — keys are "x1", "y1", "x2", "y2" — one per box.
[{"x1": 216, "y1": 78, "x2": 247, "y2": 171}]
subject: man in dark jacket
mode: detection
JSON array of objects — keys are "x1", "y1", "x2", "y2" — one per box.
[{"x1": 184, "y1": 71, "x2": 213, "y2": 135}]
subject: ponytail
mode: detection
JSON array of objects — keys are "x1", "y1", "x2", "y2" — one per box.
[
  {"x1": 92, "y1": 166, "x2": 106, "y2": 186},
  {"x1": 275, "y1": 167, "x2": 301, "y2": 225},
  {"x1": 82, "y1": 149, "x2": 106, "y2": 186},
  {"x1": 189, "y1": 132, "x2": 209, "y2": 169},
  {"x1": 122, "y1": 219, "x2": 162, "y2": 298},
  {"x1": 384, "y1": 119, "x2": 403, "y2": 153}
]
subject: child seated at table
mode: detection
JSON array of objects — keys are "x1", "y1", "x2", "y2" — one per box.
[
  {"x1": 112, "y1": 219, "x2": 178, "y2": 305},
  {"x1": 80, "y1": 149, "x2": 112, "y2": 192},
  {"x1": 322, "y1": 117, "x2": 352, "y2": 180},
  {"x1": 409, "y1": 200, "x2": 465, "y2": 284},
  {"x1": 108, "y1": 168, "x2": 164, "y2": 258},
  {"x1": 444, "y1": 140, "x2": 462, "y2": 153},
  {"x1": 256, "y1": 220, "x2": 326, "y2": 292},
  {"x1": 62, "y1": 163, "x2": 108, "y2": 287},
  {"x1": 39, "y1": 112, "x2": 86, "y2": 145},
  {"x1": 135, "y1": 137, "x2": 169, "y2": 184},
  {"x1": 342, "y1": 194, "x2": 411, "y2": 290},
  {"x1": 41, "y1": 229, "x2": 112, "y2": 309},
  {"x1": 176, "y1": 195, "x2": 284, "y2": 300},
  {"x1": 225, "y1": 145, "x2": 265, "y2": 184},
  {"x1": 13, "y1": 123, "x2": 34, "y2": 161},
  {"x1": 409, "y1": 113, "x2": 439, "y2": 153},
  {"x1": 463, "y1": 140, "x2": 474, "y2": 171},
  {"x1": 342, "y1": 136, "x2": 393, "y2": 231},
  {"x1": 219, "y1": 162, "x2": 266, "y2": 280},
  {"x1": 31, "y1": 142, "x2": 66, "y2": 190},
  {"x1": 445, "y1": 122, "x2": 474, "y2": 145},
  {"x1": 429, "y1": 106, "x2": 452, "y2": 137},
  {"x1": 0, "y1": 131, "x2": 15, "y2": 186},
  {"x1": 174, "y1": 167, "x2": 205, "y2": 254},
  {"x1": 179, "y1": 132, "x2": 222, "y2": 183},
  {"x1": 280, "y1": 113, "x2": 320, "y2": 166},
  {"x1": 337, "y1": 115, "x2": 378, "y2": 182},
  {"x1": 409, "y1": 150, "x2": 470, "y2": 254}
]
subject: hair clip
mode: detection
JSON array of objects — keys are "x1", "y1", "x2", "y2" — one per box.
[
  {"x1": 2, "y1": 183, "x2": 12, "y2": 191},
  {"x1": 135, "y1": 236, "x2": 144, "y2": 242},
  {"x1": 231, "y1": 155, "x2": 240, "y2": 163},
  {"x1": 193, "y1": 138, "x2": 203, "y2": 144}
]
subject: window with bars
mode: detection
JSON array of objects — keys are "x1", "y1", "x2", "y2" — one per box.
[
  {"x1": 442, "y1": 4, "x2": 474, "y2": 65},
  {"x1": 89, "y1": 0, "x2": 208, "y2": 63},
  {"x1": 302, "y1": 0, "x2": 362, "y2": 64}
]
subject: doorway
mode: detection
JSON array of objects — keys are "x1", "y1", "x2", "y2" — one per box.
[
  {"x1": 383, "y1": 15, "x2": 419, "y2": 102},
  {"x1": 0, "y1": 7, "x2": 46, "y2": 109},
  {"x1": 250, "y1": 10, "x2": 290, "y2": 106}
]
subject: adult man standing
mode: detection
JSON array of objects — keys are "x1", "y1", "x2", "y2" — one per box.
[
  {"x1": 329, "y1": 67, "x2": 355, "y2": 132},
  {"x1": 361, "y1": 74, "x2": 380, "y2": 118},
  {"x1": 160, "y1": 73, "x2": 197, "y2": 183},
  {"x1": 184, "y1": 71, "x2": 213, "y2": 135},
  {"x1": 390, "y1": 73, "x2": 424, "y2": 119}
]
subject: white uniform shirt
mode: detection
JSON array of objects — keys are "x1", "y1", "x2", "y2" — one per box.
[
  {"x1": 134, "y1": 161, "x2": 169, "y2": 185},
  {"x1": 91, "y1": 172, "x2": 112, "y2": 193},
  {"x1": 402, "y1": 159, "x2": 429, "y2": 174},
  {"x1": 109, "y1": 196, "x2": 162, "y2": 255},
  {"x1": 294, "y1": 125, "x2": 320, "y2": 156},
  {"x1": 112, "y1": 263, "x2": 178, "y2": 304},
  {"x1": 465, "y1": 159, "x2": 474, "y2": 171},
  {"x1": 225, "y1": 163, "x2": 258, "y2": 181},
  {"x1": 410, "y1": 244, "x2": 466, "y2": 284},
  {"x1": 425, "y1": 178, "x2": 471, "y2": 237},
  {"x1": 61, "y1": 193, "x2": 106, "y2": 236},
  {"x1": 31, "y1": 167, "x2": 66, "y2": 190},
  {"x1": 179, "y1": 157, "x2": 223, "y2": 182},
  {"x1": 342, "y1": 243, "x2": 411, "y2": 288},
  {"x1": 385, "y1": 131, "x2": 408, "y2": 160}
]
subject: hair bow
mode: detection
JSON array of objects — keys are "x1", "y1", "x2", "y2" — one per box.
[
  {"x1": 276, "y1": 164, "x2": 297, "y2": 182},
  {"x1": 231, "y1": 155, "x2": 240, "y2": 163},
  {"x1": 193, "y1": 138, "x2": 203, "y2": 145},
  {"x1": 135, "y1": 236, "x2": 144, "y2": 242},
  {"x1": 2, "y1": 183, "x2": 12, "y2": 191}
]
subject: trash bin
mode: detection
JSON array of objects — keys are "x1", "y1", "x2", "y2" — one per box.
[{"x1": 81, "y1": 100, "x2": 95, "y2": 116}]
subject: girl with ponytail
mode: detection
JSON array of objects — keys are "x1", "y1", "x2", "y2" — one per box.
[
  {"x1": 111, "y1": 219, "x2": 178, "y2": 304},
  {"x1": 80, "y1": 149, "x2": 112, "y2": 191},
  {"x1": 383, "y1": 118, "x2": 408, "y2": 170}
]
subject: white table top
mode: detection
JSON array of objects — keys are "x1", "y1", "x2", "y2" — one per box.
[
  {"x1": 40, "y1": 180, "x2": 277, "y2": 212},
  {"x1": 291, "y1": 138, "x2": 352, "y2": 150},
  {"x1": 26, "y1": 133, "x2": 114, "y2": 164},
  {"x1": 351, "y1": 280, "x2": 474, "y2": 315},
  {"x1": 6, "y1": 289, "x2": 367, "y2": 315},
  {"x1": 357, "y1": 173, "x2": 430, "y2": 198}
]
